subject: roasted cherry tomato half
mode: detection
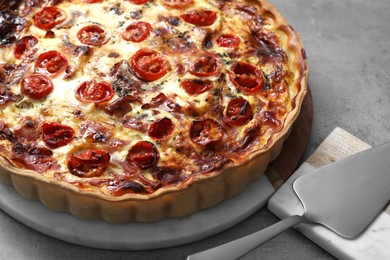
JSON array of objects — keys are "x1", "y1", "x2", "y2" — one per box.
[
  {"x1": 122, "y1": 21, "x2": 151, "y2": 43},
  {"x1": 21, "y1": 74, "x2": 53, "y2": 99},
  {"x1": 14, "y1": 36, "x2": 38, "y2": 59},
  {"x1": 130, "y1": 49, "x2": 169, "y2": 81},
  {"x1": 42, "y1": 123, "x2": 75, "y2": 148},
  {"x1": 189, "y1": 52, "x2": 221, "y2": 77},
  {"x1": 35, "y1": 50, "x2": 68, "y2": 76},
  {"x1": 228, "y1": 62, "x2": 264, "y2": 94},
  {"x1": 190, "y1": 119, "x2": 224, "y2": 146},
  {"x1": 161, "y1": 0, "x2": 194, "y2": 8},
  {"x1": 127, "y1": 141, "x2": 159, "y2": 169},
  {"x1": 225, "y1": 97, "x2": 254, "y2": 126},
  {"x1": 68, "y1": 149, "x2": 110, "y2": 178},
  {"x1": 75, "y1": 80, "x2": 114, "y2": 103},
  {"x1": 148, "y1": 117, "x2": 174, "y2": 140},
  {"x1": 77, "y1": 25, "x2": 109, "y2": 46},
  {"x1": 216, "y1": 34, "x2": 240, "y2": 48},
  {"x1": 33, "y1": 6, "x2": 66, "y2": 30},
  {"x1": 126, "y1": 0, "x2": 149, "y2": 4},
  {"x1": 181, "y1": 79, "x2": 213, "y2": 95},
  {"x1": 181, "y1": 9, "x2": 217, "y2": 26}
]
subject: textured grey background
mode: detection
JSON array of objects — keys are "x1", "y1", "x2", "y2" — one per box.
[{"x1": 1, "y1": 0, "x2": 390, "y2": 259}]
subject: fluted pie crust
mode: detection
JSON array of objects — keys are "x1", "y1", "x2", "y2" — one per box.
[{"x1": 0, "y1": 0, "x2": 308, "y2": 223}]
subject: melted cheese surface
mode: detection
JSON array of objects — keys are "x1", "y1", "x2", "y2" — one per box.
[{"x1": 0, "y1": 0, "x2": 302, "y2": 195}]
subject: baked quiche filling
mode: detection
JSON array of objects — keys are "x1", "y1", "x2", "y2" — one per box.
[{"x1": 0, "y1": 0, "x2": 305, "y2": 198}]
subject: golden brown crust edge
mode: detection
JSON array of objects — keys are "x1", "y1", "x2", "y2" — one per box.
[{"x1": 0, "y1": 0, "x2": 308, "y2": 223}]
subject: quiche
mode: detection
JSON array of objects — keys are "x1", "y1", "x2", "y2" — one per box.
[{"x1": 0, "y1": 0, "x2": 308, "y2": 223}]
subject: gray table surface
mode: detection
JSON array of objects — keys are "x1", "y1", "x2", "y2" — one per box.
[{"x1": 1, "y1": 0, "x2": 390, "y2": 259}]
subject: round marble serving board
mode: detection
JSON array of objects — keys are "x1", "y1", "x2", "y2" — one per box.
[{"x1": 0, "y1": 89, "x2": 312, "y2": 250}]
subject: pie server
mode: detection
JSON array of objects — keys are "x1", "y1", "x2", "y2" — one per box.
[{"x1": 187, "y1": 142, "x2": 390, "y2": 260}]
